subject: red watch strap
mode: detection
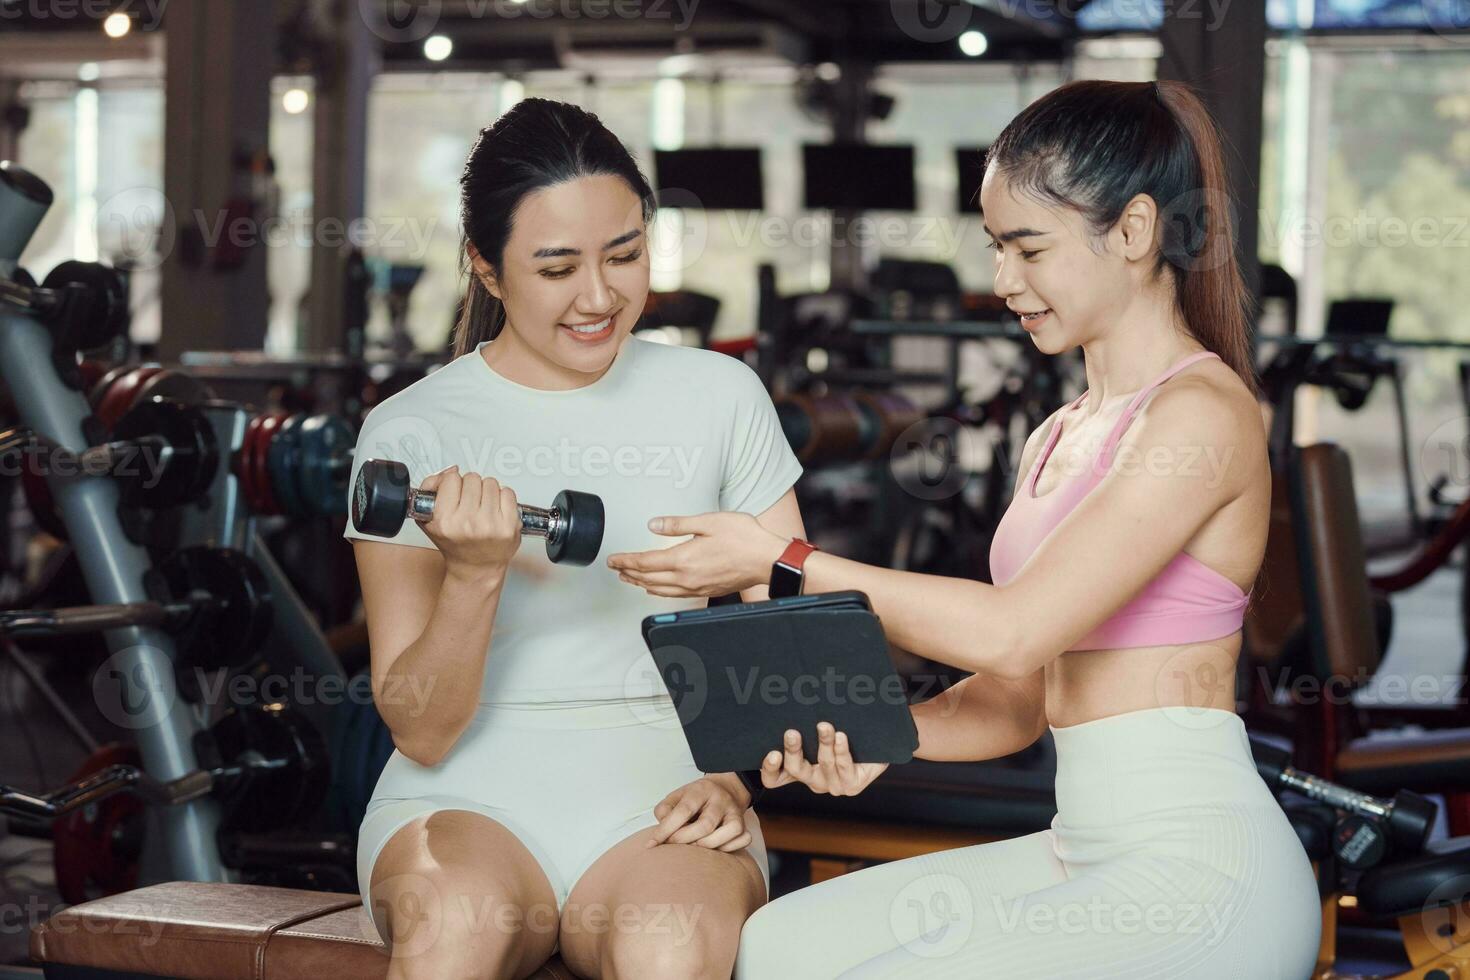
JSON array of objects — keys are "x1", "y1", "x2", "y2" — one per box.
[{"x1": 777, "y1": 538, "x2": 818, "y2": 570}]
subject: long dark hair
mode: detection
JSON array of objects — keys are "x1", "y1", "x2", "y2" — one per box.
[
  {"x1": 986, "y1": 80, "x2": 1258, "y2": 399},
  {"x1": 452, "y1": 98, "x2": 656, "y2": 358}
]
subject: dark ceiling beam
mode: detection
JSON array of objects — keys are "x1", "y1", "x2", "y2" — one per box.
[{"x1": 722, "y1": 0, "x2": 844, "y2": 40}]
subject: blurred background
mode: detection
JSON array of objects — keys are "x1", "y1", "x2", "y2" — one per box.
[{"x1": 5, "y1": 3, "x2": 1470, "y2": 977}]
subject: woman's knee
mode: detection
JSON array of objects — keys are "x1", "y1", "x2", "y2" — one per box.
[
  {"x1": 370, "y1": 812, "x2": 559, "y2": 977},
  {"x1": 732, "y1": 900, "x2": 801, "y2": 978},
  {"x1": 603, "y1": 919, "x2": 732, "y2": 980}
]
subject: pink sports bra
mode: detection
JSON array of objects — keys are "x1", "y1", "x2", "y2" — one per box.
[{"x1": 988, "y1": 350, "x2": 1252, "y2": 651}]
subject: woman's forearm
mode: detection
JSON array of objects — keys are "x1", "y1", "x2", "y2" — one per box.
[
  {"x1": 379, "y1": 566, "x2": 506, "y2": 766},
  {"x1": 911, "y1": 673, "x2": 1048, "y2": 762},
  {"x1": 794, "y1": 550, "x2": 1025, "y2": 679}
]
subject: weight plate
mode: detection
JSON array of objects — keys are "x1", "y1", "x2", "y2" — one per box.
[
  {"x1": 297, "y1": 414, "x2": 353, "y2": 517},
  {"x1": 77, "y1": 359, "x2": 108, "y2": 393},
  {"x1": 548, "y1": 489, "x2": 605, "y2": 566},
  {"x1": 112, "y1": 398, "x2": 219, "y2": 508},
  {"x1": 253, "y1": 412, "x2": 287, "y2": 515},
  {"x1": 155, "y1": 546, "x2": 273, "y2": 672},
  {"x1": 236, "y1": 414, "x2": 265, "y2": 513},
  {"x1": 133, "y1": 368, "x2": 216, "y2": 409},
  {"x1": 268, "y1": 413, "x2": 306, "y2": 518},
  {"x1": 98, "y1": 365, "x2": 162, "y2": 431},
  {"x1": 52, "y1": 743, "x2": 144, "y2": 905},
  {"x1": 90, "y1": 364, "x2": 133, "y2": 411},
  {"x1": 41, "y1": 260, "x2": 130, "y2": 350},
  {"x1": 209, "y1": 701, "x2": 329, "y2": 833}
]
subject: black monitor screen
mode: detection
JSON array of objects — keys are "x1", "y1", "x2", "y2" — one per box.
[
  {"x1": 653, "y1": 148, "x2": 764, "y2": 211},
  {"x1": 802, "y1": 144, "x2": 916, "y2": 211},
  {"x1": 955, "y1": 146, "x2": 989, "y2": 214}
]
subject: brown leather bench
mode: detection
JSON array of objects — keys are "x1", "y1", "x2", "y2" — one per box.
[{"x1": 28, "y1": 881, "x2": 573, "y2": 979}]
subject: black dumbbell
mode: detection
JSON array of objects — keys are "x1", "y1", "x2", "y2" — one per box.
[
  {"x1": 1252, "y1": 736, "x2": 1436, "y2": 859},
  {"x1": 351, "y1": 458, "x2": 605, "y2": 566}
]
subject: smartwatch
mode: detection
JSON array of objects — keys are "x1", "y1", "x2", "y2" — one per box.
[
  {"x1": 735, "y1": 770, "x2": 765, "y2": 808},
  {"x1": 768, "y1": 538, "x2": 819, "y2": 599}
]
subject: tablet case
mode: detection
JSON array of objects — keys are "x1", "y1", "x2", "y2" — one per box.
[{"x1": 642, "y1": 591, "x2": 920, "y2": 773}]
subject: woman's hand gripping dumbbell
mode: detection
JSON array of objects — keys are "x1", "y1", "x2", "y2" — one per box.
[{"x1": 351, "y1": 458, "x2": 605, "y2": 566}]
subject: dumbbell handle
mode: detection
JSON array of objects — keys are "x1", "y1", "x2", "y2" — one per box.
[
  {"x1": 0, "y1": 275, "x2": 62, "y2": 319},
  {"x1": 405, "y1": 486, "x2": 567, "y2": 543},
  {"x1": 1270, "y1": 765, "x2": 1394, "y2": 822},
  {"x1": 0, "y1": 597, "x2": 213, "y2": 637},
  {"x1": 2, "y1": 427, "x2": 190, "y2": 478},
  {"x1": 0, "y1": 751, "x2": 293, "y2": 821}
]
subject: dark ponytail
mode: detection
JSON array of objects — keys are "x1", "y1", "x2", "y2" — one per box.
[
  {"x1": 453, "y1": 98, "x2": 656, "y2": 358},
  {"x1": 986, "y1": 80, "x2": 1258, "y2": 399}
]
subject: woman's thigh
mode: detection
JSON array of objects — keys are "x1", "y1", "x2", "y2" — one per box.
[
  {"x1": 734, "y1": 829, "x2": 1067, "y2": 980},
  {"x1": 368, "y1": 806, "x2": 561, "y2": 978},
  {"x1": 838, "y1": 848, "x2": 1317, "y2": 980}
]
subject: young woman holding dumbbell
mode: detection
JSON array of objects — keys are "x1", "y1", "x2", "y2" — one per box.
[
  {"x1": 611, "y1": 81, "x2": 1322, "y2": 978},
  {"x1": 344, "y1": 99, "x2": 808, "y2": 979}
]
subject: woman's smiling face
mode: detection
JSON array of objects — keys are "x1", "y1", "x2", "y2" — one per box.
[
  {"x1": 473, "y1": 173, "x2": 651, "y2": 377},
  {"x1": 979, "y1": 166, "x2": 1147, "y2": 354}
]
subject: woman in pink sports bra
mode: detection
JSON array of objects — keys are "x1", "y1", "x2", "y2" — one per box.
[{"x1": 610, "y1": 79, "x2": 1320, "y2": 979}]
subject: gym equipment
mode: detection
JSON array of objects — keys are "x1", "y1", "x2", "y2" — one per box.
[
  {"x1": 294, "y1": 412, "x2": 354, "y2": 515},
  {"x1": 350, "y1": 457, "x2": 606, "y2": 566},
  {"x1": 0, "y1": 546, "x2": 273, "y2": 673},
  {"x1": 195, "y1": 701, "x2": 330, "y2": 834},
  {"x1": 1253, "y1": 736, "x2": 1435, "y2": 869},
  {"x1": 2, "y1": 161, "x2": 359, "y2": 896},
  {"x1": 1249, "y1": 738, "x2": 1470, "y2": 979},
  {"x1": 28, "y1": 881, "x2": 576, "y2": 979},
  {"x1": 0, "y1": 254, "x2": 130, "y2": 355},
  {"x1": 20, "y1": 366, "x2": 218, "y2": 536},
  {"x1": 777, "y1": 393, "x2": 864, "y2": 464},
  {"x1": 236, "y1": 408, "x2": 354, "y2": 518},
  {"x1": 10, "y1": 398, "x2": 216, "y2": 514},
  {"x1": 49, "y1": 743, "x2": 144, "y2": 905},
  {"x1": 1256, "y1": 332, "x2": 1435, "y2": 546},
  {"x1": 107, "y1": 398, "x2": 219, "y2": 507},
  {"x1": 775, "y1": 390, "x2": 924, "y2": 466},
  {"x1": 1247, "y1": 442, "x2": 1470, "y2": 847},
  {"x1": 2, "y1": 701, "x2": 328, "y2": 905},
  {"x1": 148, "y1": 546, "x2": 274, "y2": 673},
  {"x1": 27, "y1": 396, "x2": 358, "y2": 521}
]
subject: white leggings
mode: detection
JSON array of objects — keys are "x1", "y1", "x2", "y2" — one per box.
[{"x1": 735, "y1": 707, "x2": 1320, "y2": 980}]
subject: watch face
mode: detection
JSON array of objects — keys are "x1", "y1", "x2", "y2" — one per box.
[{"x1": 769, "y1": 563, "x2": 802, "y2": 599}]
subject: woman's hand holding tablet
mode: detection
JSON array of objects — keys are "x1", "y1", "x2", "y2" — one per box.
[{"x1": 759, "y1": 721, "x2": 890, "y2": 797}]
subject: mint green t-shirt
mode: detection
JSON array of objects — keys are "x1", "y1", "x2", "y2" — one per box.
[{"x1": 343, "y1": 336, "x2": 803, "y2": 704}]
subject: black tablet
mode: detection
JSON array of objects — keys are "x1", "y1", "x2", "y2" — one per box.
[{"x1": 641, "y1": 591, "x2": 920, "y2": 773}]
